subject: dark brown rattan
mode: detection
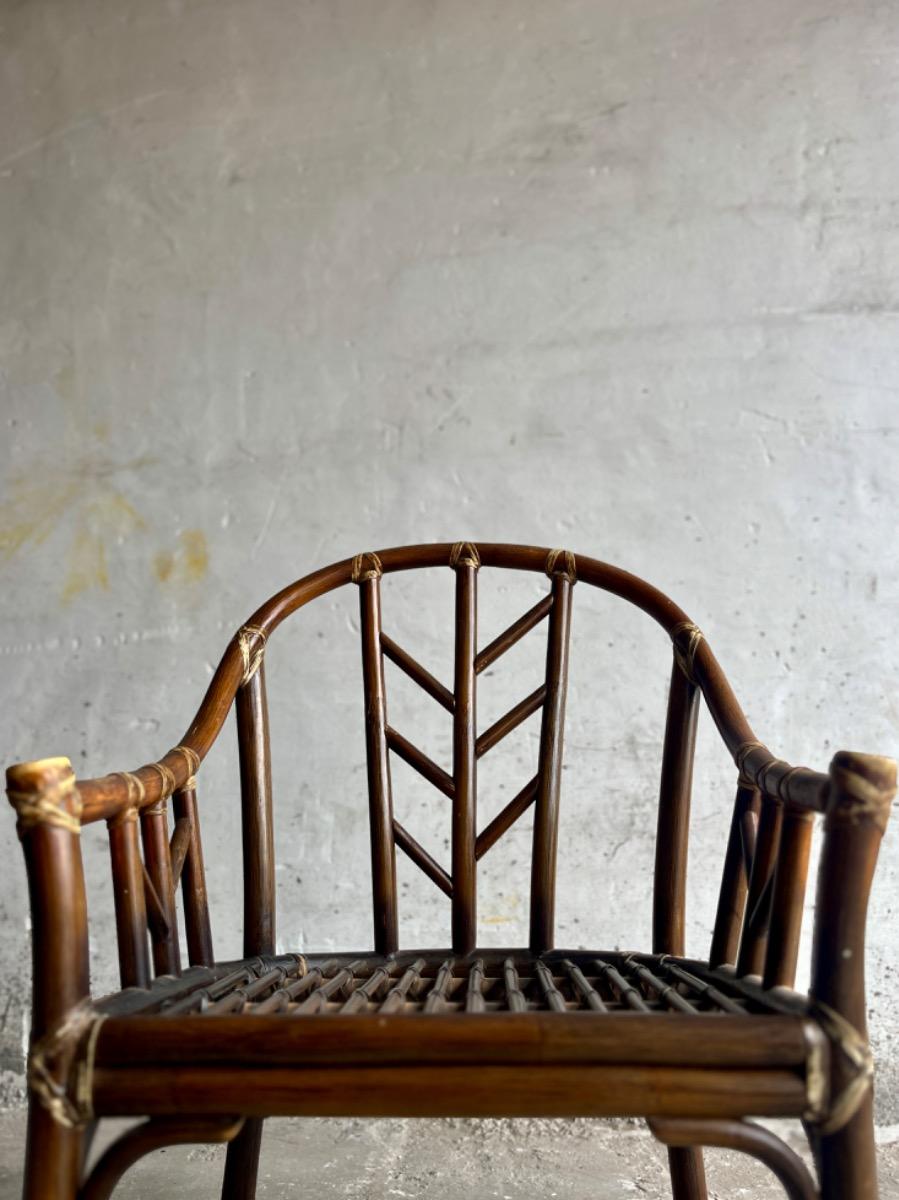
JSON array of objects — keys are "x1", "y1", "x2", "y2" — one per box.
[
  {"x1": 91, "y1": 950, "x2": 792, "y2": 1018},
  {"x1": 5, "y1": 542, "x2": 896, "y2": 1200}
]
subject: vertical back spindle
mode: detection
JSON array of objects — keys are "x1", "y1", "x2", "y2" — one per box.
[
  {"x1": 709, "y1": 780, "x2": 762, "y2": 967},
  {"x1": 236, "y1": 644, "x2": 275, "y2": 959},
  {"x1": 172, "y1": 778, "x2": 215, "y2": 966},
  {"x1": 228, "y1": 631, "x2": 273, "y2": 1200},
  {"x1": 652, "y1": 627, "x2": 708, "y2": 1200},
  {"x1": 451, "y1": 542, "x2": 479, "y2": 955},
  {"x1": 355, "y1": 554, "x2": 398, "y2": 955},
  {"x1": 107, "y1": 807, "x2": 151, "y2": 988},
  {"x1": 652, "y1": 652, "x2": 700, "y2": 956},
  {"x1": 529, "y1": 553, "x2": 575, "y2": 953},
  {"x1": 762, "y1": 806, "x2": 814, "y2": 988},
  {"x1": 735, "y1": 793, "x2": 783, "y2": 976},
  {"x1": 140, "y1": 774, "x2": 181, "y2": 976}
]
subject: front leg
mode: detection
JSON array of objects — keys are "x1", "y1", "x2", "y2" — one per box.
[{"x1": 6, "y1": 757, "x2": 92, "y2": 1199}]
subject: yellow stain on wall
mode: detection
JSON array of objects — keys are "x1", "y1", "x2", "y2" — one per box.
[
  {"x1": 62, "y1": 494, "x2": 146, "y2": 602},
  {"x1": 482, "y1": 891, "x2": 522, "y2": 926},
  {"x1": 0, "y1": 447, "x2": 211, "y2": 601},
  {"x1": 0, "y1": 463, "x2": 149, "y2": 602},
  {"x1": 154, "y1": 530, "x2": 209, "y2": 586},
  {"x1": 63, "y1": 529, "x2": 109, "y2": 600},
  {"x1": 0, "y1": 480, "x2": 81, "y2": 562}
]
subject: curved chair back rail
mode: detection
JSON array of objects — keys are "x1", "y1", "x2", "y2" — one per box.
[{"x1": 76, "y1": 541, "x2": 829, "y2": 823}]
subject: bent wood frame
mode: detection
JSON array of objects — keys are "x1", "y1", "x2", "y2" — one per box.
[{"x1": 5, "y1": 542, "x2": 896, "y2": 1200}]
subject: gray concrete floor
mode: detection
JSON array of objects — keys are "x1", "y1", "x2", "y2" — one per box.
[{"x1": 0, "y1": 1110, "x2": 897, "y2": 1198}]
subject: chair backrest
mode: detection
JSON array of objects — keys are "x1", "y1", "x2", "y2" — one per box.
[
  {"x1": 353, "y1": 542, "x2": 576, "y2": 956},
  {"x1": 76, "y1": 540, "x2": 832, "y2": 987}
]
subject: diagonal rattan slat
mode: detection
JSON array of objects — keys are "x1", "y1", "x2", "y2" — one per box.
[
  {"x1": 475, "y1": 776, "x2": 539, "y2": 859},
  {"x1": 475, "y1": 594, "x2": 554, "y2": 674},
  {"x1": 380, "y1": 634, "x2": 455, "y2": 713},
  {"x1": 385, "y1": 726, "x2": 455, "y2": 798},
  {"x1": 391, "y1": 820, "x2": 453, "y2": 896},
  {"x1": 475, "y1": 685, "x2": 546, "y2": 758}
]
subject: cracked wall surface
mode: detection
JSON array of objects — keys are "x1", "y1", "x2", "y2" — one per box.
[{"x1": 2, "y1": 0, "x2": 899, "y2": 1133}]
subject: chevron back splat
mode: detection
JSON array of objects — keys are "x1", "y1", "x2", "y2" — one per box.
[{"x1": 354, "y1": 543, "x2": 576, "y2": 956}]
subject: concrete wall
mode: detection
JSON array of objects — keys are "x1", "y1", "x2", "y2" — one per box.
[{"x1": 2, "y1": 0, "x2": 899, "y2": 1128}]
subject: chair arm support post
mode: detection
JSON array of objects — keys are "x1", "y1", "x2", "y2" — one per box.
[
  {"x1": 6, "y1": 757, "x2": 90, "y2": 1037},
  {"x1": 653, "y1": 653, "x2": 700, "y2": 956},
  {"x1": 6, "y1": 757, "x2": 93, "y2": 1198},
  {"x1": 811, "y1": 751, "x2": 895, "y2": 1033},
  {"x1": 810, "y1": 751, "x2": 895, "y2": 1136}
]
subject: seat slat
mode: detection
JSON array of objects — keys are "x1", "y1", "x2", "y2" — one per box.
[
  {"x1": 341, "y1": 965, "x2": 394, "y2": 1013},
  {"x1": 465, "y1": 959, "x2": 486, "y2": 1012},
  {"x1": 380, "y1": 959, "x2": 427, "y2": 1013},
  {"x1": 503, "y1": 958, "x2": 528, "y2": 1012},
  {"x1": 654, "y1": 960, "x2": 743, "y2": 1016},
  {"x1": 293, "y1": 966, "x2": 358, "y2": 1015},
  {"x1": 423, "y1": 959, "x2": 455, "y2": 1013},
  {"x1": 594, "y1": 958, "x2": 651, "y2": 1012},
  {"x1": 534, "y1": 961, "x2": 567, "y2": 1012},
  {"x1": 626, "y1": 959, "x2": 698, "y2": 1014},
  {"x1": 562, "y1": 960, "x2": 607, "y2": 1012},
  {"x1": 251, "y1": 968, "x2": 324, "y2": 1016}
]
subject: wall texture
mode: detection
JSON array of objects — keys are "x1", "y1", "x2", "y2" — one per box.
[{"x1": 2, "y1": 0, "x2": 899, "y2": 1133}]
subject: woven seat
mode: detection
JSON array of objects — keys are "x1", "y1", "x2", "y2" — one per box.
[
  {"x1": 100, "y1": 950, "x2": 806, "y2": 1017},
  {"x1": 7, "y1": 542, "x2": 896, "y2": 1200},
  {"x1": 85, "y1": 950, "x2": 822, "y2": 1131}
]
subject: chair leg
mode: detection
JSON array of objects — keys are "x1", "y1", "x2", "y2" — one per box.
[
  {"x1": 813, "y1": 1093, "x2": 879, "y2": 1200},
  {"x1": 222, "y1": 1117, "x2": 264, "y2": 1200},
  {"x1": 666, "y1": 1146, "x2": 708, "y2": 1200},
  {"x1": 652, "y1": 1117, "x2": 816, "y2": 1200},
  {"x1": 23, "y1": 1101, "x2": 82, "y2": 1200}
]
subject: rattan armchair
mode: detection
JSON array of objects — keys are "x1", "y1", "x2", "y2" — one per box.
[{"x1": 7, "y1": 542, "x2": 895, "y2": 1200}]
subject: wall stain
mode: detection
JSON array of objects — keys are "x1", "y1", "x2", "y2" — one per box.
[
  {"x1": 154, "y1": 529, "x2": 209, "y2": 586},
  {"x1": 62, "y1": 494, "x2": 145, "y2": 602},
  {"x1": 0, "y1": 456, "x2": 151, "y2": 601},
  {"x1": 482, "y1": 890, "x2": 521, "y2": 926},
  {"x1": 0, "y1": 480, "x2": 81, "y2": 561}
]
